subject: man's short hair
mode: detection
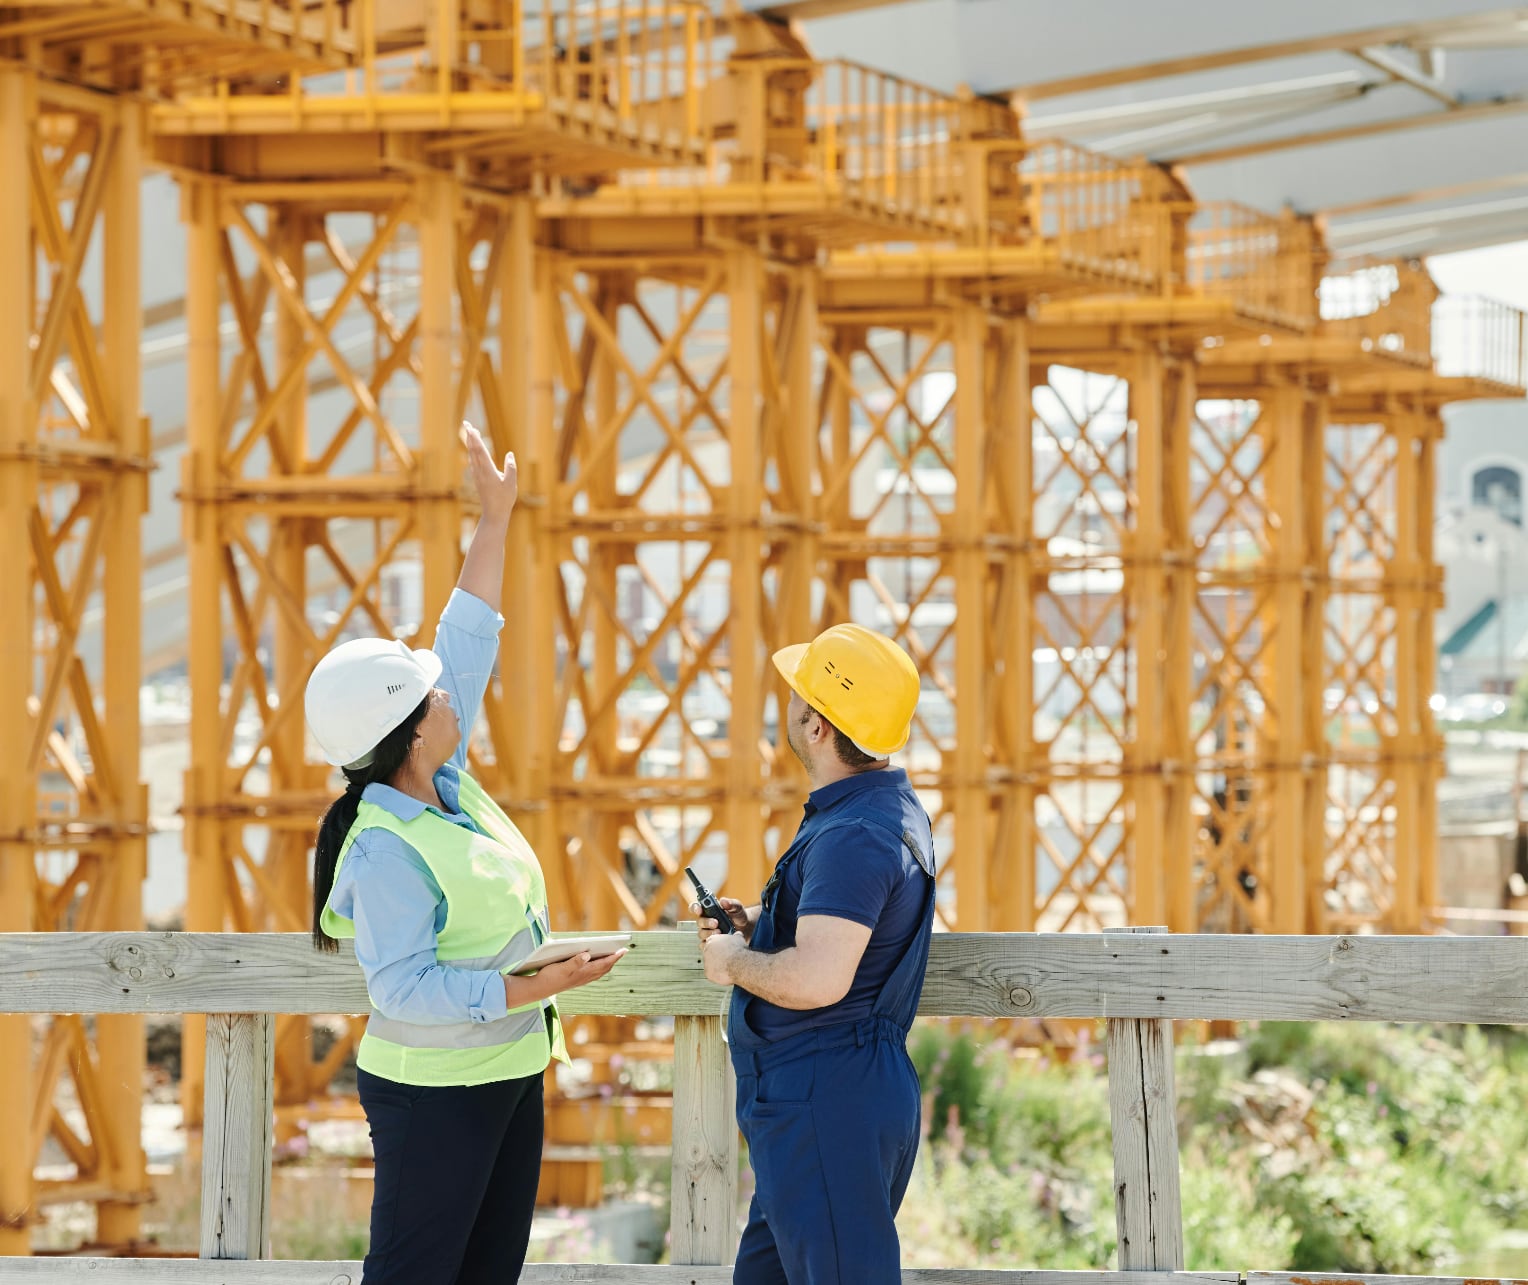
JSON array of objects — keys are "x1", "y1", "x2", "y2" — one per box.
[{"x1": 831, "y1": 723, "x2": 878, "y2": 769}]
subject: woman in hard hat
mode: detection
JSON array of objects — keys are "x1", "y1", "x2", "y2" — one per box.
[
  {"x1": 694, "y1": 623, "x2": 935, "y2": 1285},
  {"x1": 305, "y1": 423, "x2": 623, "y2": 1285}
]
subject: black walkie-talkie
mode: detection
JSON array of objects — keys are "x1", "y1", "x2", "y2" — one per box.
[{"x1": 685, "y1": 866, "x2": 735, "y2": 934}]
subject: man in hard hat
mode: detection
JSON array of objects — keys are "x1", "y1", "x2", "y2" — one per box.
[{"x1": 694, "y1": 623, "x2": 935, "y2": 1284}]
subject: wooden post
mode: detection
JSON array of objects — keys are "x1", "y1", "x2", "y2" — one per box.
[
  {"x1": 670, "y1": 1014, "x2": 737, "y2": 1265},
  {"x1": 1104, "y1": 925, "x2": 1184, "y2": 1270},
  {"x1": 200, "y1": 1014, "x2": 275, "y2": 1260}
]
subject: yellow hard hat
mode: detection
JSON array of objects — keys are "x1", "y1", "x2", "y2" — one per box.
[{"x1": 771, "y1": 623, "x2": 921, "y2": 758}]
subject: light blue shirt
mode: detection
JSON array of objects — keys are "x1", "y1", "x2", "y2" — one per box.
[{"x1": 326, "y1": 589, "x2": 512, "y2": 1027}]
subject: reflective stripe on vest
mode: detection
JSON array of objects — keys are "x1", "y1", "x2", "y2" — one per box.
[
  {"x1": 321, "y1": 770, "x2": 568, "y2": 1085},
  {"x1": 361, "y1": 922, "x2": 549, "y2": 1051}
]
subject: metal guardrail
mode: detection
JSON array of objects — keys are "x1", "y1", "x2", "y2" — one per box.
[
  {"x1": 152, "y1": 0, "x2": 715, "y2": 156},
  {"x1": 0, "y1": 929, "x2": 1523, "y2": 1277},
  {"x1": 571, "y1": 52, "x2": 1017, "y2": 237},
  {"x1": 1017, "y1": 141, "x2": 1176, "y2": 286},
  {"x1": 21, "y1": 0, "x2": 357, "y2": 94},
  {"x1": 1316, "y1": 261, "x2": 1526, "y2": 387},
  {"x1": 1319, "y1": 260, "x2": 1436, "y2": 364},
  {"x1": 804, "y1": 59, "x2": 981, "y2": 231},
  {"x1": 1433, "y1": 293, "x2": 1528, "y2": 390},
  {"x1": 1186, "y1": 203, "x2": 1317, "y2": 329}
]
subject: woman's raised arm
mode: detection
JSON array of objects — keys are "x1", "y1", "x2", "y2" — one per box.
[{"x1": 455, "y1": 421, "x2": 517, "y2": 612}]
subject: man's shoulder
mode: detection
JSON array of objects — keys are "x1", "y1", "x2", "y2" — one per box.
[
  {"x1": 802, "y1": 811, "x2": 907, "y2": 851},
  {"x1": 799, "y1": 812, "x2": 932, "y2": 882}
]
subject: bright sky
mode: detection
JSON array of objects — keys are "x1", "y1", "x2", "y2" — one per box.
[{"x1": 1427, "y1": 240, "x2": 1528, "y2": 311}]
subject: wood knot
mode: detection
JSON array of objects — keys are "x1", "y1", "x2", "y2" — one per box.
[{"x1": 106, "y1": 942, "x2": 148, "y2": 979}]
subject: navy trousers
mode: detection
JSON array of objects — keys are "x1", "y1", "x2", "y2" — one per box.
[
  {"x1": 733, "y1": 1035, "x2": 922, "y2": 1284},
  {"x1": 357, "y1": 1067, "x2": 543, "y2": 1285}
]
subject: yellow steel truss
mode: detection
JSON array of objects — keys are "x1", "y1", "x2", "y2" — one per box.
[
  {"x1": 0, "y1": 69, "x2": 150, "y2": 1251},
  {"x1": 177, "y1": 173, "x2": 543, "y2": 1130}
]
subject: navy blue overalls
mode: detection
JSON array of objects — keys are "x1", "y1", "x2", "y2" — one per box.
[{"x1": 728, "y1": 809, "x2": 936, "y2": 1285}]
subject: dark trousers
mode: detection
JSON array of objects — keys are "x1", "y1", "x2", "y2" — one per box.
[
  {"x1": 357, "y1": 1067, "x2": 544, "y2": 1285},
  {"x1": 733, "y1": 1037, "x2": 921, "y2": 1284}
]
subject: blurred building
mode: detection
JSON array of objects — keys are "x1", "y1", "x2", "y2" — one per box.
[{"x1": 1438, "y1": 400, "x2": 1528, "y2": 705}]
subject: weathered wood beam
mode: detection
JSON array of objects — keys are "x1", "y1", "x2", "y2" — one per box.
[{"x1": 0, "y1": 931, "x2": 1524, "y2": 1024}]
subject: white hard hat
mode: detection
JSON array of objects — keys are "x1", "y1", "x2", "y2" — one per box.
[{"x1": 304, "y1": 638, "x2": 443, "y2": 768}]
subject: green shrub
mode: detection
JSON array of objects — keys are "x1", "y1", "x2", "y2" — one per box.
[{"x1": 900, "y1": 1018, "x2": 1528, "y2": 1274}]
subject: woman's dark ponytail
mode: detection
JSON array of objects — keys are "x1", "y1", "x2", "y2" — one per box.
[{"x1": 312, "y1": 694, "x2": 433, "y2": 952}]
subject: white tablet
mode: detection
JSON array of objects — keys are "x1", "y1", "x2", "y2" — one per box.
[{"x1": 510, "y1": 933, "x2": 631, "y2": 975}]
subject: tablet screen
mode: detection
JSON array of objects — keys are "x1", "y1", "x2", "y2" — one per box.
[{"x1": 511, "y1": 933, "x2": 631, "y2": 974}]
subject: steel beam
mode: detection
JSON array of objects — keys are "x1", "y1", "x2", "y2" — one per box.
[
  {"x1": 94, "y1": 92, "x2": 149, "y2": 1245},
  {"x1": 952, "y1": 303, "x2": 989, "y2": 929},
  {"x1": 1166, "y1": 95, "x2": 1528, "y2": 167},
  {"x1": 1128, "y1": 350, "x2": 1168, "y2": 928},
  {"x1": 1009, "y1": 11, "x2": 1522, "y2": 99},
  {"x1": 992, "y1": 319, "x2": 1036, "y2": 931},
  {"x1": 180, "y1": 176, "x2": 224, "y2": 1131},
  {"x1": 725, "y1": 248, "x2": 766, "y2": 901},
  {"x1": 3, "y1": 69, "x2": 152, "y2": 1250},
  {"x1": 1263, "y1": 385, "x2": 1312, "y2": 934},
  {"x1": 1352, "y1": 46, "x2": 1459, "y2": 108},
  {"x1": 0, "y1": 65, "x2": 37, "y2": 1258}
]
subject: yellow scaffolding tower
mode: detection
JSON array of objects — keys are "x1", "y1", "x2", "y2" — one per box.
[{"x1": 0, "y1": 69, "x2": 150, "y2": 1253}]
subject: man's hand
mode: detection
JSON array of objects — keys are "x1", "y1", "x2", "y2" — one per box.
[
  {"x1": 691, "y1": 897, "x2": 752, "y2": 941},
  {"x1": 461, "y1": 420, "x2": 517, "y2": 526},
  {"x1": 700, "y1": 932, "x2": 746, "y2": 986}
]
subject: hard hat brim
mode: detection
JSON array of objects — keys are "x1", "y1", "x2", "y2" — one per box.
[
  {"x1": 770, "y1": 643, "x2": 811, "y2": 706},
  {"x1": 412, "y1": 647, "x2": 445, "y2": 690},
  {"x1": 770, "y1": 642, "x2": 910, "y2": 758}
]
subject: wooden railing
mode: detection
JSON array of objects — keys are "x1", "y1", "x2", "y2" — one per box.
[{"x1": 0, "y1": 928, "x2": 1524, "y2": 1281}]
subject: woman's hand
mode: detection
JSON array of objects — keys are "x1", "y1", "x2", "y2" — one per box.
[
  {"x1": 460, "y1": 421, "x2": 517, "y2": 527},
  {"x1": 503, "y1": 949, "x2": 625, "y2": 1010},
  {"x1": 536, "y1": 949, "x2": 625, "y2": 995},
  {"x1": 691, "y1": 897, "x2": 753, "y2": 942}
]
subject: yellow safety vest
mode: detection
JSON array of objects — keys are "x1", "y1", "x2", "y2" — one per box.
[{"x1": 321, "y1": 771, "x2": 569, "y2": 1086}]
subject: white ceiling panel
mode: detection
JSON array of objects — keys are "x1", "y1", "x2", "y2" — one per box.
[{"x1": 736, "y1": 0, "x2": 1528, "y2": 245}]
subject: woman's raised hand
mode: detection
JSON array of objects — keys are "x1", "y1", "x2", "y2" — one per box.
[{"x1": 460, "y1": 420, "x2": 517, "y2": 526}]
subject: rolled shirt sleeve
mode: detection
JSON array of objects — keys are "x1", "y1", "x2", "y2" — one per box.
[{"x1": 334, "y1": 837, "x2": 509, "y2": 1026}]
